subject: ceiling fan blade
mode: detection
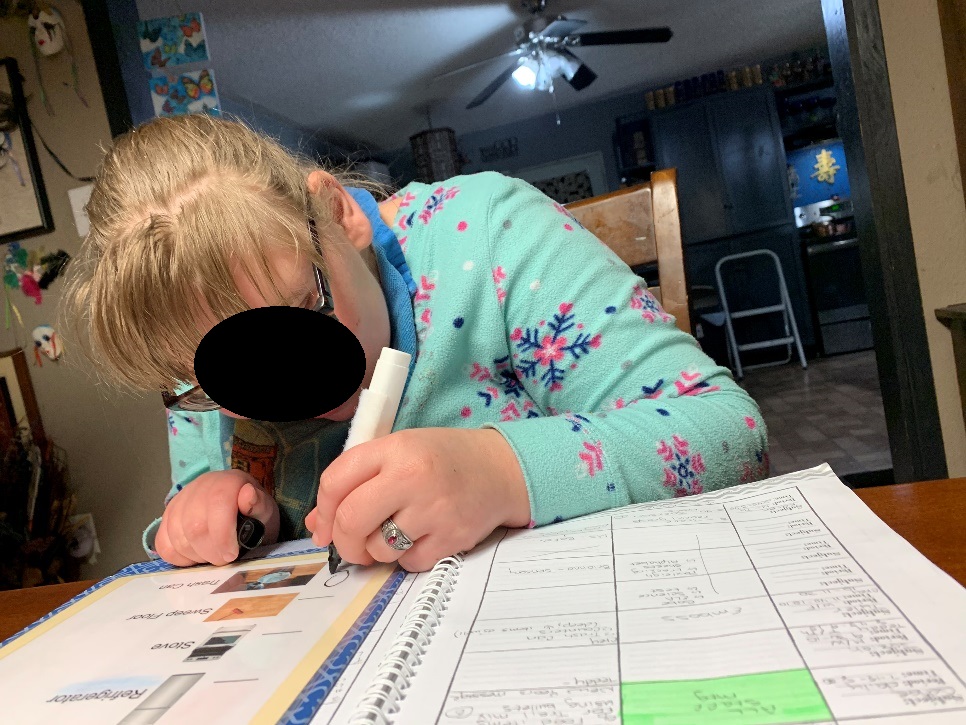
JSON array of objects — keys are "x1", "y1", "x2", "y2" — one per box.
[
  {"x1": 466, "y1": 62, "x2": 519, "y2": 109},
  {"x1": 558, "y1": 48, "x2": 597, "y2": 91},
  {"x1": 572, "y1": 27, "x2": 673, "y2": 46},
  {"x1": 434, "y1": 48, "x2": 524, "y2": 81},
  {"x1": 536, "y1": 17, "x2": 586, "y2": 40}
]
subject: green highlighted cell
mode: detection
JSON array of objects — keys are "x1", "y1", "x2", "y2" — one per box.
[{"x1": 621, "y1": 669, "x2": 831, "y2": 725}]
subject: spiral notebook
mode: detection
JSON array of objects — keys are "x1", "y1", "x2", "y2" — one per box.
[{"x1": 3, "y1": 464, "x2": 966, "y2": 724}]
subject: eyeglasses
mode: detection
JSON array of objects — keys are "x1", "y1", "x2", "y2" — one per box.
[{"x1": 161, "y1": 220, "x2": 335, "y2": 413}]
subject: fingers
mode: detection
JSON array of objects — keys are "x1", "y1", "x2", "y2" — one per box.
[
  {"x1": 329, "y1": 476, "x2": 412, "y2": 564},
  {"x1": 155, "y1": 517, "x2": 198, "y2": 567},
  {"x1": 305, "y1": 506, "x2": 318, "y2": 535},
  {"x1": 314, "y1": 443, "x2": 387, "y2": 544},
  {"x1": 156, "y1": 474, "x2": 255, "y2": 567},
  {"x1": 195, "y1": 481, "x2": 243, "y2": 565}
]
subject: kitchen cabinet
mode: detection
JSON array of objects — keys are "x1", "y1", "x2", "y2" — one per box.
[
  {"x1": 650, "y1": 105, "x2": 730, "y2": 245},
  {"x1": 651, "y1": 86, "x2": 793, "y2": 244}
]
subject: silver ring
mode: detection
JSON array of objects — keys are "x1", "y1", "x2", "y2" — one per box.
[{"x1": 381, "y1": 518, "x2": 414, "y2": 551}]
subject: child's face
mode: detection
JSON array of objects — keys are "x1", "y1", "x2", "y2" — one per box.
[{"x1": 207, "y1": 176, "x2": 391, "y2": 422}]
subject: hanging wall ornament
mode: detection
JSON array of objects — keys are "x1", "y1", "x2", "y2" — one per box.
[
  {"x1": 28, "y1": 5, "x2": 65, "y2": 55},
  {"x1": 32, "y1": 323, "x2": 61, "y2": 364},
  {"x1": 28, "y1": 4, "x2": 88, "y2": 113}
]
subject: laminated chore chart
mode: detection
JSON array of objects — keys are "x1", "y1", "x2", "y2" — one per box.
[{"x1": 319, "y1": 465, "x2": 966, "y2": 724}]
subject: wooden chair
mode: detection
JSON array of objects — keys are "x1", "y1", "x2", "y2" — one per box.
[{"x1": 566, "y1": 168, "x2": 690, "y2": 334}]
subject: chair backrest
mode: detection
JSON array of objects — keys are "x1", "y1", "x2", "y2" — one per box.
[{"x1": 566, "y1": 168, "x2": 690, "y2": 333}]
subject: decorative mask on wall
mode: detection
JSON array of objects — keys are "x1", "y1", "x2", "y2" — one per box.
[
  {"x1": 32, "y1": 324, "x2": 62, "y2": 364},
  {"x1": 26, "y1": 4, "x2": 87, "y2": 113},
  {"x1": 28, "y1": 6, "x2": 65, "y2": 56}
]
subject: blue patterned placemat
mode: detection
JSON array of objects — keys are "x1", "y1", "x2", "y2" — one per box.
[{"x1": 0, "y1": 546, "x2": 325, "y2": 648}]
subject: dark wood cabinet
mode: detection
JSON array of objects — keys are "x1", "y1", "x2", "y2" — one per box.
[
  {"x1": 646, "y1": 87, "x2": 813, "y2": 348},
  {"x1": 712, "y1": 90, "x2": 793, "y2": 234},
  {"x1": 650, "y1": 105, "x2": 731, "y2": 245},
  {"x1": 651, "y1": 86, "x2": 793, "y2": 244}
]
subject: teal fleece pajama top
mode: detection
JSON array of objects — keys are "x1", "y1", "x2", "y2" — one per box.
[{"x1": 146, "y1": 172, "x2": 768, "y2": 555}]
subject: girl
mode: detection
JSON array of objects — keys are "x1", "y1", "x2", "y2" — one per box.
[{"x1": 64, "y1": 114, "x2": 768, "y2": 572}]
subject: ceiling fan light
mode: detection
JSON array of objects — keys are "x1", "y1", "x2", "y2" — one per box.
[{"x1": 512, "y1": 60, "x2": 538, "y2": 89}]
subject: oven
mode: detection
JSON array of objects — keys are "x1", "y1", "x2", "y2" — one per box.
[{"x1": 796, "y1": 199, "x2": 874, "y2": 355}]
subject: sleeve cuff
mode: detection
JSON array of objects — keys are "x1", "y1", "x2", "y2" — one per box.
[
  {"x1": 142, "y1": 517, "x2": 162, "y2": 560},
  {"x1": 483, "y1": 416, "x2": 632, "y2": 526}
]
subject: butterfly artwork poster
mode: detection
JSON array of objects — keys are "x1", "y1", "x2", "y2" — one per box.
[
  {"x1": 138, "y1": 12, "x2": 209, "y2": 70},
  {"x1": 150, "y1": 69, "x2": 221, "y2": 118}
]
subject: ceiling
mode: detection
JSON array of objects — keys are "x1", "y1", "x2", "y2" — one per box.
[{"x1": 135, "y1": 0, "x2": 827, "y2": 151}]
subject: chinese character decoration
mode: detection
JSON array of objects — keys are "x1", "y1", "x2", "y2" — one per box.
[{"x1": 811, "y1": 148, "x2": 841, "y2": 184}]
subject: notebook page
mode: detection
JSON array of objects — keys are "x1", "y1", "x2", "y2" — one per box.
[{"x1": 380, "y1": 465, "x2": 966, "y2": 724}]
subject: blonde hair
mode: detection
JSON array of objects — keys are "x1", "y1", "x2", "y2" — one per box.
[{"x1": 63, "y1": 114, "x2": 380, "y2": 392}]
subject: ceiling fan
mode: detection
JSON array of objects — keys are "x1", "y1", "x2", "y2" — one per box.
[{"x1": 438, "y1": 0, "x2": 673, "y2": 110}]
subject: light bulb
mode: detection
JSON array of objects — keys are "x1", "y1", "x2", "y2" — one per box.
[{"x1": 512, "y1": 62, "x2": 537, "y2": 89}]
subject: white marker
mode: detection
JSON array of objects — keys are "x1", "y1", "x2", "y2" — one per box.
[
  {"x1": 343, "y1": 347, "x2": 411, "y2": 451},
  {"x1": 328, "y1": 347, "x2": 411, "y2": 571}
]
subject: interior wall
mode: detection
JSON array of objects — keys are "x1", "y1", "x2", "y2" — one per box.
[
  {"x1": 1, "y1": 1, "x2": 171, "y2": 578},
  {"x1": 878, "y1": 0, "x2": 966, "y2": 476},
  {"x1": 937, "y1": 0, "x2": 966, "y2": 212}
]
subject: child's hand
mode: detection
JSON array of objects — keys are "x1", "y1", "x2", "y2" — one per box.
[
  {"x1": 155, "y1": 470, "x2": 280, "y2": 567},
  {"x1": 305, "y1": 428, "x2": 531, "y2": 572}
]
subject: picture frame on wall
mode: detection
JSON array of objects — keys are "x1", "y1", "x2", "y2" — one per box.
[
  {"x1": 510, "y1": 152, "x2": 609, "y2": 205},
  {"x1": 0, "y1": 57, "x2": 54, "y2": 244}
]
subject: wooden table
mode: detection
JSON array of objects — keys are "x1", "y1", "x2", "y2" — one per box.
[{"x1": 1, "y1": 478, "x2": 964, "y2": 644}]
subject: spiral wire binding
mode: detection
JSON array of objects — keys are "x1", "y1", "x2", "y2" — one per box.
[{"x1": 348, "y1": 555, "x2": 464, "y2": 724}]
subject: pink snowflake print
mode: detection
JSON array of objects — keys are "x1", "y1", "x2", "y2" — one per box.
[
  {"x1": 396, "y1": 192, "x2": 418, "y2": 230},
  {"x1": 745, "y1": 416, "x2": 757, "y2": 429},
  {"x1": 465, "y1": 355, "x2": 536, "y2": 418},
  {"x1": 492, "y1": 266, "x2": 507, "y2": 305},
  {"x1": 579, "y1": 441, "x2": 604, "y2": 477},
  {"x1": 457, "y1": 221, "x2": 468, "y2": 232},
  {"x1": 551, "y1": 202, "x2": 585, "y2": 231},
  {"x1": 461, "y1": 406, "x2": 472, "y2": 418},
  {"x1": 417, "y1": 185, "x2": 460, "y2": 225},
  {"x1": 414, "y1": 272, "x2": 437, "y2": 343},
  {"x1": 511, "y1": 302, "x2": 601, "y2": 392},
  {"x1": 414, "y1": 275, "x2": 435, "y2": 303},
  {"x1": 501, "y1": 400, "x2": 537, "y2": 420},
  {"x1": 741, "y1": 449, "x2": 771, "y2": 483},
  {"x1": 631, "y1": 284, "x2": 673, "y2": 323},
  {"x1": 565, "y1": 413, "x2": 590, "y2": 432},
  {"x1": 672, "y1": 370, "x2": 721, "y2": 397},
  {"x1": 657, "y1": 435, "x2": 705, "y2": 497},
  {"x1": 469, "y1": 362, "x2": 492, "y2": 382},
  {"x1": 642, "y1": 379, "x2": 665, "y2": 399},
  {"x1": 534, "y1": 336, "x2": 567, "y2": 366}
]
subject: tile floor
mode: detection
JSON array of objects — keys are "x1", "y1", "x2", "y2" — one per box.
[{"x1": 738, "y1": 350, "x2": 893, "y2": 479}]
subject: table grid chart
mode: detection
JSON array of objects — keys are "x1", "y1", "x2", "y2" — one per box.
[{"x1": 432, "y1": 485, "x2": 966, "y2": 725}]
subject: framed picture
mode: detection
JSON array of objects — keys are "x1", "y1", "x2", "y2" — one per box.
[
  {"x1": 510, "y1": 152, "x2": 608, "y2": 204},
  {"x1": 0, "y1": 57, "x2": 53, "y2": 244},
  {"x1": 0, "y1": 347, "x2": 46, "y2": 449}
]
